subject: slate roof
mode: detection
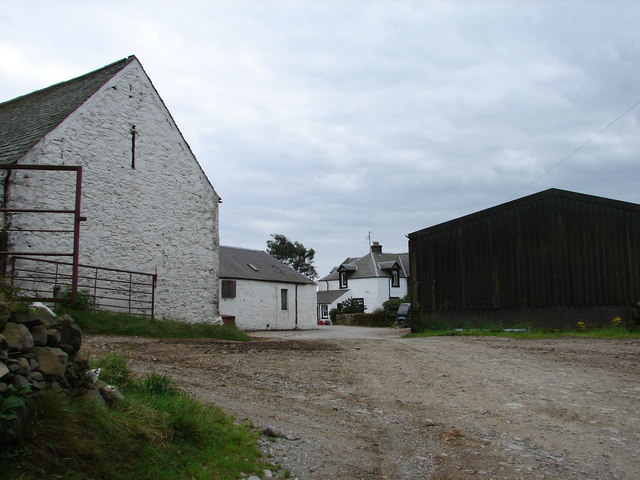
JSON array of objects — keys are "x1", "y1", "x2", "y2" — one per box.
[
  {"x1": 317, "y1": 289, "x2": 349, "y2": 304},
  {"x1": 220, "y1": 246, "x2": 316, "y2": 284},
  {"x1": 0, "y1": 56, "x2": 136, "y2": 164},
  {"x1": 319, "y1": 249, "x2": 409, "y2": 282}
]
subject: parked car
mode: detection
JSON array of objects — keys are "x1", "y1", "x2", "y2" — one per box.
[{"x1": 396, "y1": 303, "x2": 411, "y2": 328}]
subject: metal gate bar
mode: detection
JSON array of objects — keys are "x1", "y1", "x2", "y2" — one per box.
[
  {"x1": 0, "y1": 164, "x2": 85, "y2": 302},
  {"x1": 9, "y1": 256, "x2": 157, "y2": 318}
]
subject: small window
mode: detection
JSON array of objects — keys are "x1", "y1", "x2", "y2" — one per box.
[
  {"x1": 320, "y1": 304, "x2": 328, "y2": 319},
  {"x1": 221, "y1": 280, "x2": 236, "y2": 298},
  {"x1": 281, "y1": 288, "x2": 288, "y2": 310},
  {"x1": 391, "y1": 269, "x2": 400, "y2": 288},
  {"x1": 130, "y1": 125, "x2": 137, "y2": 169},
  {"x1": 339, "y1": 271, "x2": 348, "y2": 289},
  {"x1": 247, "y1": 263, "x2": 259, "y2": 271}
]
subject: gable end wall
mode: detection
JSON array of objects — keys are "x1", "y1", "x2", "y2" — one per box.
[{"x1": 7, "y1": 60, "x2": 220, "y2": 323}]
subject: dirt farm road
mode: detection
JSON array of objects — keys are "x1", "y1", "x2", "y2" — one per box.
[{"x1": 85, "y1": 327, "x2": 639, "y2": 480}]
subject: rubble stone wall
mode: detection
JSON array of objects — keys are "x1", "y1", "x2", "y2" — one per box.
[{"x1": 0, "y1": 303, "x2": 88, "y2": 445}]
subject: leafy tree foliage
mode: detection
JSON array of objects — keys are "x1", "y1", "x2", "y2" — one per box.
[
  {"x1": 381, "y1": 297, "x2": 403, "y2": 318},
  {"x1": 266, "y1": 233, "x2": 318, "y2": 280},
  {"x1": 338, "y1": 297, "x2": 366, "y2": 314},
  {"x1": 381, "y1": 294, "x2": 411, "y2": 318}
]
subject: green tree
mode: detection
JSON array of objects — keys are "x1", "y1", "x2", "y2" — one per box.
[
  {"x1": 266, "y1": 234, "x2": 318, "y2": 280},
  {"x1": 381, "y1": 297, "x2": 403, "y2": 318},
  {"x1": 381, "y1": 294, "x2": 411, "y2": 318},
  {"x1": 338, "y1": 297, "x2": 366, "y2": 314}
]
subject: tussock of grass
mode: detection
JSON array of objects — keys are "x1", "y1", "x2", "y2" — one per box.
[
  {"x1": 1, "y1": 354, "x2": 266, "y2": 480},
  {"x1": 60, "y1": 308, "x2": 250, "y2": 342},
  {"x1": 95, "y1": 352, "x2": 134, "y2": 387}
]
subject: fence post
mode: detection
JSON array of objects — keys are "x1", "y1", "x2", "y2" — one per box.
[
  {"x1": 71, "y1": 167, "x2": 84, "y2": 303},
  {"x1": 53, "y1": 262, "x2": 60, "y2": 299},
  {"x1": 9, "y1": 256, "x2": 16, "y2": 296},
  {"x1": 128, "y1": 272, "x2": 133, "y2": 315},
  {"x1": 92, "y1": 267, "x2": 99, "y2": 311},
  {"x1": 151, "y1": 270, "x2": 157, "y2": 320}
]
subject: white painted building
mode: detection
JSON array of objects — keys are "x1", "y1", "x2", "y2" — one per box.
[
  {"x1": 219, "y1": 246, "x2": 317, "y2": 330},
  {"x1": 0, "y1": 56, "x2": 221, "y2": 323},
  {"x1": 318, "y1": 242, "x2": 409, "y2": 316}
]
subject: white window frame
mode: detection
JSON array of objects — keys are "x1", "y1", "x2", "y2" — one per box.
[{"x1": 391, "y1": 269, "x2": 400, "y2": 288}]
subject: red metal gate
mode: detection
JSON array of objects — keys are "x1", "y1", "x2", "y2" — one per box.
[
  {"x1": 0, "y1": 164, "x2": 85, "y2": 302},
  {"x1": 9, "y1": 256, "x2": 157, "y2": 318},
  {"x1": 0, "y1": 164, "x2": 156, "y2": 317}
]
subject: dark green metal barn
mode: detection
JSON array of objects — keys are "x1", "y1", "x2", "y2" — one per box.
[{"x1": 407, "y1": 188, "x2": 640, "y2": 330}]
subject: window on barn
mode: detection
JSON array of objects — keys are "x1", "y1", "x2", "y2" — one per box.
[
  {"x1": 130, "y1": 125, "x2": 137, "y2": 169},
  {"x1": 281, "y1": 288, "x2": 288, "y2": 310},
  {"x1": 221, "y1": 280, "x2": 236, "y2": 298}
]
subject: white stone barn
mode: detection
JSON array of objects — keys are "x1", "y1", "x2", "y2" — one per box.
[
  {"x1": 0, "y1": 56, "x2": 221, "y2": 323},
  {"x1": 219, "y1": 246, "x2": 317, "y2": 330},
  {"x1": 318, "y1": 242, "x2": 409, "y2": 315}
]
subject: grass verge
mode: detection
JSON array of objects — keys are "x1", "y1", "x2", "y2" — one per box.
[
  {"x1": 407, "y1": 326, "x2": 640, "y2": 339},
  {"x1": 59, "y1": 308, "x2": 251, "y2": 342},
  {"x1": 1, "y1": 354, "x2": 269, "y2": 480}
]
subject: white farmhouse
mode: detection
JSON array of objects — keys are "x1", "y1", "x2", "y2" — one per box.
[
  {"x1": 219, "y1": 246, "x2": 317, "y2": 330},
  {"x1": 0, "y1": 56, "x2": 221, "y2": 323},
  {"x1": 317, "y1": 242, "x2": 409, "y2": 318}
]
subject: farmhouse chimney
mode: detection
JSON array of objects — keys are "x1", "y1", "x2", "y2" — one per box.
[{"x1": 371, "y1": 242, "x2": 382, "y2": 254}]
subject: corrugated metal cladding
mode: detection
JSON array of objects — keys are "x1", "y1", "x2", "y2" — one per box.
[{"x1": 408, "y1": 189, "x2": 640, "y2": 323}]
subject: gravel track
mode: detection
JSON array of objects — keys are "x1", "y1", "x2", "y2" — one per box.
[{"x1": 85, "y1": 328, "x2": 639, "y2": 479}]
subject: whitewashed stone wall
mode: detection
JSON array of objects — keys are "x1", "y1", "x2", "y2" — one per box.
[
  {"x1": 220, "y1": 280, "x2": 316, "y2": 330},
  {"x1": 7, "y1": 60, "x2": 221, "y2": 323}
]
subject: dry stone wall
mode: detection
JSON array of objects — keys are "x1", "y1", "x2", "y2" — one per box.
[{"x1": 0, "y1": 303, "x2": 94, "y2": 445}]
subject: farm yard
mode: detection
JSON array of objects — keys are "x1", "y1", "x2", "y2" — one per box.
[{"x1": 86, "y1": 327, "x2": 639, "y2": 480}]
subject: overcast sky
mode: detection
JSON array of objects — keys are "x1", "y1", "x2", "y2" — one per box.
[{"x1": 2, "y1": 1, "x2": 639, "y2": 278}]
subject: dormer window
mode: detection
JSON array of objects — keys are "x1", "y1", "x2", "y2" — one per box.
[
  {"x1": 337, "y1": 264, "x2": 355, "y2": 289},
  {"x1": 391, "y1": 269, "x2": 400, "y2": 288},
  {"x1": 339, "y1": 270, "x2": 348, "y2": 289},
  {"x1": 378, "y1": 260, "x2": 401, "y2": 288}
]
